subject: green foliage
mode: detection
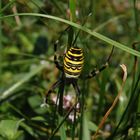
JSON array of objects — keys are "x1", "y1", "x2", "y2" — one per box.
[
  {"x1": 0, "y1": 0, "x2": 140, "y2": 140},
  {"x1": 0, "y1": 119, "x2": 23, "y2": 140}
]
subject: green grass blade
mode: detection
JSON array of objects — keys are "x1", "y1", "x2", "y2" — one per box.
[
  {"x1": 82, "y1": 113, "x2": 90, "y2": 140},
  {"x1": 59, "y1": 116, "x2": 66, "y2": 140},
  {"x1": 1, "y1": 13, "x2": 140, "y2": 57},
  {"x1": 69, "y1": 0, "x2": 76, "y2": 22},
  {"x1": 0, "y1": 64, "x2": 46, "y2": 101}
]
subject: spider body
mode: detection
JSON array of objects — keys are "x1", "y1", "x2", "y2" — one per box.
[{"x1": 63, "y1": 47, "x2": 84, "y2": 78}]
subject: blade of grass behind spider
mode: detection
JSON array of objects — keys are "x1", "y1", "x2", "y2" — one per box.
[
  {"x1": 79, "y1": 79, "x2": 93, "y2": 140},
  {"x1": 79, "y1": 44, "x2": 92, "y2": 140},
  {"x1": 69, "y1": 2, "x2": 77, "y2": 138},
  {"x1": 1, "y1": 13, "x2": 140, "y2": 57},
  {"x1": 67, "y1": 0, "x2": 76, "y2": 48},
  {"x1": 69, "y1": 0, "x2": 76, "y2": 22},
  {"x1": 59, "y1": 116, "x2": 67, "y2": 140},
  {"x1": 82, "y1": 113, "x2": 90, "y2": 140}
]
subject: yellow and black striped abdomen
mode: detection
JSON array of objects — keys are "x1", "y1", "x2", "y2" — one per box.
[{"x1": 63, "y1": 47, "x2": 84, "y2": 78}]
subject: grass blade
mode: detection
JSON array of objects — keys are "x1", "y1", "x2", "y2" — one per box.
[
  {"x1": 0, "y1": 64, "x2": 46, "y2": 101},
  {"x1": 1, "y1": 13, "x2": 140, "y2": 57}
]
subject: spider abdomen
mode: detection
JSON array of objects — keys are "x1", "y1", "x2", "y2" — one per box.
[{"x1": 63, "y1": 47, "x2": 84, "y2": 78}]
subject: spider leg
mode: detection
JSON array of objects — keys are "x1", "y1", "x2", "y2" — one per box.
[
  {"x1": 72, "y1": 79, "x2": 87, "y2": 139},
  {"x1": 72, "y1": 79, "x2": 82, "y2": 112},
  {"x1": 86, "y1": 46, "x2": 114, "y2": 79},
  {"x1": 57, "y1": 79, "x2": 65, "y2": 115},
  {"x1": 54, "y1": 40, "x2": 63, "y2": 71},
  {"x1": 72, "y1": 79, "x2": 81, "y2": 97},
  {"x1": 45, "y1": 79, "x2": 62, "y2": 104}
]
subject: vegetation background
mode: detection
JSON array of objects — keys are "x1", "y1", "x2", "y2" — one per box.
[{"x1": 0, "y1": 0, "x2": 140, "y2": 140}]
